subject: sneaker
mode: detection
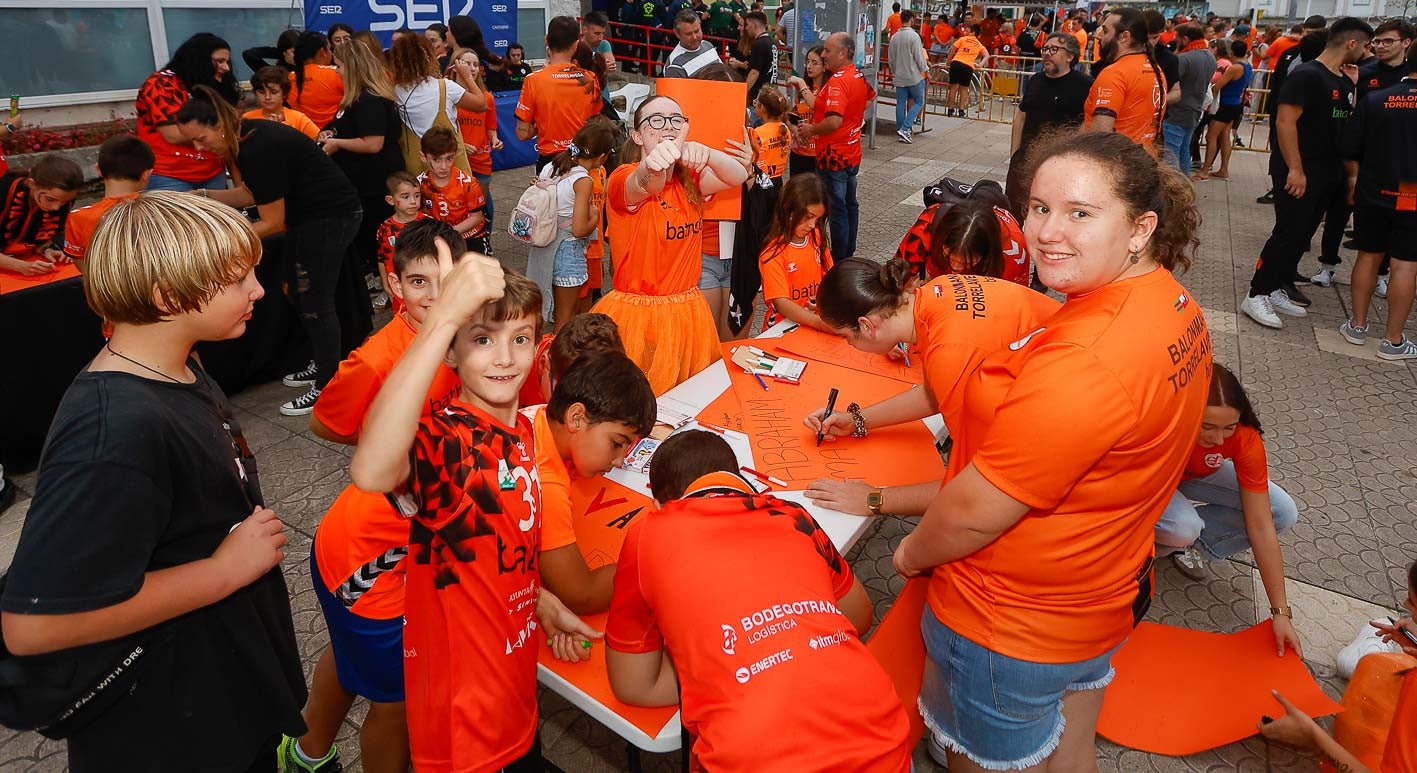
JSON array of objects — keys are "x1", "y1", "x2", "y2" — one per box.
[
  {"x1": 1291, "y1": 270, "x2": 1312, "y2": 285},
  {"x1": 1282, "y1": 283, "x2": 1312, "y2": 307},
  {"x1": 1240, "y1": 294, "x2": 1283, "y2": 328},
  {"x1": 1270, "y1": 289, "x2": 1309, "y2": 317},
  {"x1": 927, "y1": 730, "x2": 951, "y2": 768},
  {"x1": 1378, "y1": 336, "x2": 1417, "y2": 361},
  {"x1": 277, "y1": 736, "x2": 343, "y2": 773},
  {"x1": 1311, "y1": 267, "x2": 1335, "y2": 287},
  {"x1": 1339, "y1": 321, "x2": 1369, "y2": 346},
  {"x1": 1256, "y1": 190, "x2": 1275, "y2": 204},
  {"x1": 279, "y1": 386, "x2": 322, "y2": 417},
  {"x1": 1376, "y1": 274, "x2": 1389, "y2": 299},
  {"x1": 1233, "y1": 135, "x2": 1244, "y2": 147},
  {"x1": 364, "y1": 274, "x2": 382, "y2": 293},
  {"x1": 1171, "y1": 545, "x2": 1209, "y2": 580},
  {"x1": 282, "y1": 360, "x2": 318, "y2": 388},
  {"x1": 1335, "y1": 621, "x2": 1401, "y2": 679},
  {"x1": 372, "y1": 291, "x2": 390, "y2": 310},
  {"x1": 1343, "y1": 239, "x2": 1358, "y2": 250},
  {"x1": 896, "y1": 128, "x2": 913, "y2": 144}
]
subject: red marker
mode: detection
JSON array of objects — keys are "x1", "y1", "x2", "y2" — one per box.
[{"x1": 740, "y1": 465, "x2": 788, "y2": 488}]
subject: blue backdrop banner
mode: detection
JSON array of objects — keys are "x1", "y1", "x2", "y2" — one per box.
[{"x1": 304, "y1": 0, "x2": 516, "y2": 50}]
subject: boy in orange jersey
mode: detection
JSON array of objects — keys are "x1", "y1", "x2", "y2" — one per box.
[
  {"x1": 533, "y1": 350, "x2": 656, "y2": 615},
  {"x1": 282, "y1": 220, "x2": 467, "y2": 773},
  {"x1": 375, "y1": 171, "x2": 430, "y2": 281},
  {"x1": 243, "y1": 66, "x2": 321, "y2": 139},
  {"x1": 517, "y1": 311, "x2": 625, "y2": 414},
  {"x1": 606, "y1": 430, "x2": 913, "y2": 772},
  {"x1": 350, "y1": 239, "x2": 598, "y2": 773},
  {"x1": 63, "y1": 135, "x2": 154, "y2": 271},
  {"x1": 418, "y1": 127, "x2": 489, "y2": 255}
]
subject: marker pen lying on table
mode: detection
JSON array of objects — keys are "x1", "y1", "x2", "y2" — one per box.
[
  {"x1": 741, "y1": 465, "x2": 788, "y2": 488},
  {"x1": 696, "y1": 421, "x2": 729, "y2": 435},
  {"x1": 753, "y1": 372, "x2": 770, "y2": 391},
  {"x1": 817, "y1": 387, "x2": 839, "y2": 447}
]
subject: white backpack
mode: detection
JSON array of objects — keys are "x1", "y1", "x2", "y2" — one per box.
[{"x1": 506, "y1": 176, "x2": 561, "y2": 247}]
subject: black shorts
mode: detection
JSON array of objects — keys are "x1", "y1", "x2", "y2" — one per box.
[
  {"x1": 1213, "y1": 103, "x2": 1243, "y2": 125},
  {"x1": 949, "y1": 61, "x2": 975, "y2": 85},
  {"x1": 1353, "y1": 205, "x2": 1417, "y2": 262}
]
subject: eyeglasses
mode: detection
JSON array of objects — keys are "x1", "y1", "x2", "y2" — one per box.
[
  {"x1": 1040, "y1": 45, "x2": 1064, "y2": 54},
  {"x1": 1373, "y1": 37, "x2": 1403, "y2": 47},
  {"x1": 637, "y1": 113, "x2": 687, "y2": 131}
]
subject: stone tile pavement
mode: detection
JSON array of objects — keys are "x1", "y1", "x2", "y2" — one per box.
[{"x1": 1, "y1": 114, "x2": 1413, "y2": 772}]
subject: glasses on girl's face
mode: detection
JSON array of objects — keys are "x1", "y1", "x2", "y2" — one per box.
[{"x1": 638, "y1": 114, "x2": 687, "y2": 131}]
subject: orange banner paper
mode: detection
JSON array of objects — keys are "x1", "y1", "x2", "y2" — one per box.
[
  {"x1": 0, "y1": 262, "x2": 80, "y2": 295},
  {"x1": 774, "y1": 328, "x2": 924, "y2": 385},
  {"x1": 1098, "y1": 621, "x2": 1343, "y2": 756}
]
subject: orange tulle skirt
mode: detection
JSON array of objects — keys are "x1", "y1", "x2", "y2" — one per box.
[{"x1": 593, "y1": 288, "x2": 721, "y2": 395}]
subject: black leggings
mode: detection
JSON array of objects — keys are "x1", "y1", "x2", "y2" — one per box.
[
  {"x1": 285, "y1": 211, "x2": 362, "y2": 389},
  {"x1": 788, "y1": 153, "x2": 817, "y2": 177}
]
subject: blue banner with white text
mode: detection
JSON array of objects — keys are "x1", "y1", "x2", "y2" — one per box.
[{"x1": 304, "y1": 0, "x2": 516, "y2": 52}]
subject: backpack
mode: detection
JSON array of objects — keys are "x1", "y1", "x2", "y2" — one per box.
[{"x1": 507, "y1": 175, "x2": 562, "y2": 247}]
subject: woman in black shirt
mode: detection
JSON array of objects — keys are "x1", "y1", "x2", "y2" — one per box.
[{"x1": 176, "y1": 86, "x2": 362, "y2": 417}]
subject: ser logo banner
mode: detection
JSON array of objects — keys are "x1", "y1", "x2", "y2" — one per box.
[{"x1": 306, "y1": 0, "x2": 515, "y2": 42}]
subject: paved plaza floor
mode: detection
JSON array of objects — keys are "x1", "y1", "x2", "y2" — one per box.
[{"x1": 1, "y1": 114, "x2": 1413, "y2": 771}]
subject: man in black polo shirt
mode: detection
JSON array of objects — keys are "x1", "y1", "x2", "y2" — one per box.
[
  {"x1": 1337, "y1": 46, "x2": 1417, "y2": 359},
  {"x1": 1241, "y1": 17, "x2": 1373, "y2": 330},
  {"x1": 1005, "y1": 32, "x2": 1092, "y2": 216},
  {"x1": 1257, "y1": 15, "x2": 1327, "y2": 205}
]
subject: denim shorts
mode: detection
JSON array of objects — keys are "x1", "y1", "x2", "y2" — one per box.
[
  {"x1": 919, "y1": 606, "x2": 1118, "y2": 770},
  {"x1": 552, "y1": 236, "x2": 589, "y2": 287},
  {"x1": 698, "y1": 253, "x2": 733, "y2": 289}
]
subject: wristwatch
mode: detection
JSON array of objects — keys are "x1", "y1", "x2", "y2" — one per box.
[
  {"x1": 866, "y1": 488, "x2": 884, "y2": 516},
  {"x1": 1270, "y1": 606, "x2": 1293, "y2": 619}
]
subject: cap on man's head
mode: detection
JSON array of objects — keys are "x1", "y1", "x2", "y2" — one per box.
[{"x1": 1303, "y1": 14, "x2": 1327, "y2": 29}]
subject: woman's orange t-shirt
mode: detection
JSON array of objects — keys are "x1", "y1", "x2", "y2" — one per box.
[
  {"x1": 242, "y1": 108, "x2": 320, "y2": 139},
  {"x1": 793, "y1": 95, "x2": 817, "y2": 157},
  {"x1": 759, "y1": 232, "x2": 833, "y2": 328},
  {"x1": 930, "y1": 268, "x2": 1211, "y2": 664},
  {"x1": 456, "y1": 90, "x2": 496, "y2": 175},
  {"x1": 1183, "y1": 423, "x2": 1268, "y2": 492},
  {"x1": 752, "y1": 121, "x2": 791, "y2": 179},
  {"x1": 288, "y1": 64, "x2": 345, "y2": 129},
  {"x1": 606, "y1": 163, "x2": 705, "y2": 295}
]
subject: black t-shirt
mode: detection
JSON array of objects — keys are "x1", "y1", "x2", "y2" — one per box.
[
  {"x1": 1017, "y1": 27, "x2": 1043, "y2": 57},
  {"x1": 747, "y1": 32, "x2": 777, "y2": 102},
  {"x1": 1154, "y1": 46, "x2": 1180, "y2": 96},
  {"x1": 1017, "y1": 69, "x2": 1095, "y2": 148},
  {"x1": 236, "y1": 119, "x2": 360, "y2": 225},
  {"x1": 1357, "y1": 59, "x2": 1406, "y2": 98},
  {"x1": 1271, "y1": 61, "x2": 1355, "y2": 176},
  {"x1": 1, "y1": 365, "x2": 306, "y2": 771},
  {"x1": 486, "y1": 62, "x2": 532, "y2": 92},
  {"x1": 327, "y1": 91, "x2": 404, "y2": 199},
  {"x1": 1340, "y1": 78, "x2": 1417, "y2": 210},
  {"x1": 1268, "y1": 44, "x2": 1306, "y2": 107}
]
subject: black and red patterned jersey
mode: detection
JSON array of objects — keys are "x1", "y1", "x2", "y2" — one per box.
[
  {"x1": 813, "y1": 64, "x2": 876, "y2": 171},
  {"x1": 399, "y1": 398, "x2": 543, "y2": 771},
  {"x1": 0, "y1": 174, "x2": 70, "y2": 256},
  {"x1": 893, "y1": 202, "x2": 1032, "y2": 286},
  {"x1": 136, "y1": 70, "x2": 226, "y2": 181}
]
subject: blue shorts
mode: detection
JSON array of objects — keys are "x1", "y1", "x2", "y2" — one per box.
[
  {"x1": 552, "y1": 236, "x2": 589, "y2": 287},
  {"x1": 918, "y1": 605, "x2": 1118, "y2": 770},
  {"x1": 311, "y1": 547, "x2": 406, "y2": 703},
  {"x1": 698, "y1": 253, "x2": 733, "y2": 289}
]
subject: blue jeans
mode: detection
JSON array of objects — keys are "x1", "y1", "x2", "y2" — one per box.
[
  {"x1": 1161, "y1": 122, "x2": 1195, "y2": 176},
  {"x1": 820, "y1": 165, "x2": 860, "y2": 259},
  {"x1": 1154, "y1": 461, "x2": 1300, "y2": 560},
  {"x1": 895, "y1": 80, "x2": 926, "y2": 132},
  {"x1": 146, "y1": 171, "x2": 228, "y2": 192}
]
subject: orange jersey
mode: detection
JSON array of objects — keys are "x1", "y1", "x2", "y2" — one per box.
[
  {"x1": 752, "y1": 121, "x2": 791, "y2": 179},
  {"x1": 419, "y1": 168, "x2": 487, "y2": 237},
  {"x1": 759, "y1": 232, "x2": 833, "y2": 328},
  {"x1": 288, "y1": 64, "x2": 344, "y2": 129},
  {"x1": 456, "y1": 94, "x2": 497, "y2": 175},
  {"x1": 702, "y1": 220, "x2": 721, "y2": 257},
  {"x1": 950, "y1": 35, "x2": 985, "y2": 66},
  {"x1": 531, "y1": 406, "x2": 577, "y2": 552},
  {"x1": 514, "y1": 63, "x2": 601, "y2": 155},
  {"x1": 1384, "y1": 669, "x2": 1417, "y2": 772},
  {"x1": 913, "y1": 275, "x2": 1061, "y2": 430},
  {"x1": 375, "y1": 212, "x2": 431, "y2": 279},
  {"x1": 586, "y1": 165, "x2": 608, "y2": 266},
  {"x1": 1084, "y1": 51, "x2": 1167, "y2": 146},
  {"x1": 793, "y1": 96, "x2": 817, "y2": 156},
  {"x1": 136, "y1": 70, "x2": 226, "y2": 182},
  {"x1": 606, "y1": 163, "x2": 705, "y2": 295},
  {"x1": 931, "y1": 268, "x2": 1210, "y2": 663},
  {"x1": 606, "y1": 473, "x2": 913, "y2": 772},
  {"x1": 62, "y1": 193, "x2": 138, "y2": 262},
  {"x1": 1265, "y1": 36, "x2": 1297, "y2": 71},
  {"x1": 402, "y1": 402, "x2": 541, "y2": 771},
  {"x1": 1183, "y1": 423, "x2": 1268, "y2": 492},
  {"x1": 886, "y1": 12, "x2": 903, "y2": 34},
  {"x1": 935, "y1": 23, "x2": 956, "y2": 47},
  {"x1": 518, "y1": 334, "x2": 554, "y2": 409},
  {"x1": 242, "y1": 107, "x2": 320, "y2": 139}
]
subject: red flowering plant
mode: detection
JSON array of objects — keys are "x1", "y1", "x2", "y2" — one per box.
[{"x1": 2, "y1": 114, "x2": 136, "y2": 155}]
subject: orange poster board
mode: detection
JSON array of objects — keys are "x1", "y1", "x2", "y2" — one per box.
[
  {"x1": 774, "y1": 327, "x2": 925, "y2": 386},
  {"x1": 1098, "y1": 621, "x2": 1343, "y2": 756},
  {"x1": 718, "y1": 339, "x2": 945, "y2": 488},
  {"x1": 696, "y1": 387, "x2": 745, "y2": 433},
  {"x1": 0, "y1": 262, "x2": 80, "y2": 295},
  {"x1": 654, "y1": 78, "x2": 746, "y2": 221},
  {"x1": 537, "y1": 476, "x2": 679, "y2": 739}
]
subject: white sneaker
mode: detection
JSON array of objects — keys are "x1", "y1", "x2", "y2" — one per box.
[
  {"x1": 1311, "y1": 267, "x2": 1335, "y2": 287},
  {"x1": 927, "y1": 730, "x2": 951, "y2": 768},
  {"x1": 896, "y1": 128, "x2": 913, "y2": 144},
  {"x1": 1376, "y1": 274, "x2": 1389, "y2": 299},
  {"x1": 1240, "y1": 294, "x2": 1283, "y2": 328},
  {"x1": 1270, "y1": 289, "x2": 1308, "y2": 317},
  {"x1": 1336, "y1": 621, "x2": 1401, "y2": 679}
]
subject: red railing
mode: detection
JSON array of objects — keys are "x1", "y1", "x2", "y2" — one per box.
[{"x1": 604, "y1": 20, "x2": 791, "y2": 79}]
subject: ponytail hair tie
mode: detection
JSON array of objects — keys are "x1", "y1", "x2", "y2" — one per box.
[{"x1": 567, "y1": 142, "x2": 581, "y2": 158}]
